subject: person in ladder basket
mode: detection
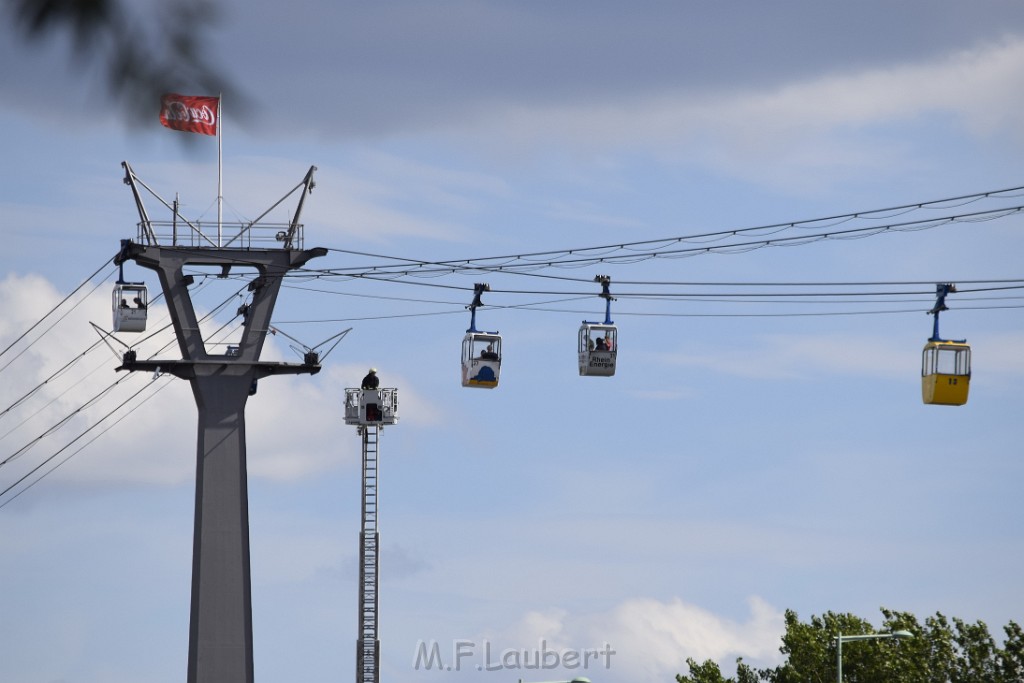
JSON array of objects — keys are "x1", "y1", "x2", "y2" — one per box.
[
  {"x1": 361, "y1": 368, "x2": 380, "y2": 390},
  {"x1": 361, "y1": 368, "x2": 381, "y2": 421}
]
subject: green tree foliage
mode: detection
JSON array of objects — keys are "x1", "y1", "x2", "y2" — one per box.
[
  {"x1": 4, "y1": 0, "x2": 237, "y2": 124},
  {"x1": 997, "y1": 621, "x2": 1024, "y2": 682},
  {"x1": 677, "y1": 656, "x2": 759, "y2": 683},
  {"x1": 678, "y1": 608, "x2": 1023, "y2": 683}
]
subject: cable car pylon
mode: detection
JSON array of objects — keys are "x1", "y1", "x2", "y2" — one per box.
[
  {"x1": 344, "y1": 380, "x2": 399, "y2": 683},
  {"x1": 115, "y1": 161, "x2": 325, "y2": 683}
]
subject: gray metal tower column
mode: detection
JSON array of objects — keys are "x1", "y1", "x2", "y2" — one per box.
[
  {"x1": 188, "y1": 372, "x2": 256, "y2": 683},
  {"x1": 116, "y1": 242, "x2": 326, "y2": 683}
]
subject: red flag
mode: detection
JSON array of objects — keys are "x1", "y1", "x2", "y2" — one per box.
[{"x1": 159, "y1": 93, "x2": 219, "y2": 135}]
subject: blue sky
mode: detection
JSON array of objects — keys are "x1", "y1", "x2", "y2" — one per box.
[{"x1": 2, "y1": 2, "x2": 1023, "y2": 682}]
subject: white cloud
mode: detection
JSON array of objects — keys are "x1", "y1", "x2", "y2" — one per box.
[
  {"x1": 479, "y1": 596, "x2": 784, "y2": 683},
  {"x1": 0, "y1": 271, "x2": 61, "y2": 346},
  {"x1": 245, "y1": 362, "x2": 443, "y2": 481},
  {"x1": 598, "y1": 596, "x2": 783, "y2": 679},
  {"x1": 447, "y1": 37, "x2": 1024, "y2": 191}
]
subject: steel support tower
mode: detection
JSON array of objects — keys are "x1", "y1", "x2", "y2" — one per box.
[{"x1": 116, "y1": 162, "x2": 324, "y2": 683}]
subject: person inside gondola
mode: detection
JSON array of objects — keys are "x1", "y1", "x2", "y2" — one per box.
[
  {"x1": 120, "y1": 298, "x2": 129, "y2": 308},
  {"x1": 603, "y1": 335, "x2": 613, "y2": 351},
  {"x1": 361, "y1": 367, "x2": 380, "y2": 390},
  {"x1": 480, "y1": 343, "x2": 499, "y2": 360},
  {"x1": 595, "y1": 337, "x2": 607, "y2": 351},
  {"x1": 133, "y1": 296, "x2": 147, "y2": 309}
]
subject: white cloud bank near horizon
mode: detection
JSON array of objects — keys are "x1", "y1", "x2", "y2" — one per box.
[{"x1": 408, "y1": 595, "x2": 784, "y2": 682}]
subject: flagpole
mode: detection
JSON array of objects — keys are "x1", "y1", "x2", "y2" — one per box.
[{"x1": 217, "y1": 93, "x2": 223, "y2": 247}]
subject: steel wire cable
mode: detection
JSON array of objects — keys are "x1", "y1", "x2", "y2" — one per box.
[
  {"x1": 0, "y1": 347, "x2": 116, "y2": 446},
  {"x1": 0, "y1": 379, "x2": 156, "y2": 505},
  {"x1": 118, "y1": 186, "x2": 1024, "y2": 284},
  {"x1": 0, "y1": 260, "x2": 114, "y2": 363},
  {"x1": 0, "y1": 340, "x2": 105, "y2": 423},
  {"x1": 0, "y1": 375, "x2": 175, "y2": 510},
  {"x1": 321, "y1": 204, "x2": 1021, "y2": 276},
  {"x1": 0, "y1": 283, "x2": 247, "y2": 472},
  {"x1": 306, "y1": 201, "x2": 1024, "y2": 280},
  {"x1": 274, "y1": 273, "x2": 1024, "y2": 308},
  {"x1": 268, "y1": 279, "x2": 1024, "y2": 326},
  {"x1": 0, "y1": 373, "x2": 131, "y2": 470},
  {"x1": 0, "y1": 312, "x2": 252, "y2": 504},
  {"x1": 0, "y1": 264, "x2": 118, "y2": 375},
  {"x1": 0, "y1": 284, "x2": 176, "y2": 428},
  {"x1": 0, "y1": 284, "x2": 196, "y2": 449},
  {"x1": 0, "y1": 310, "x2": 180, "y2": 448}
]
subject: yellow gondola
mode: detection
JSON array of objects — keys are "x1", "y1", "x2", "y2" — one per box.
[
  {"x1": 922, "y1": 339, "x2": 970, "y2": 406},
  {"x1": 921, "y1": 284, "x2": 970, "y2": 406}
]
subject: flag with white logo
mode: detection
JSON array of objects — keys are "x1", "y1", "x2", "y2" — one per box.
[{"x1": 159, "y1": 93, "x2": 219, "y2": 136}]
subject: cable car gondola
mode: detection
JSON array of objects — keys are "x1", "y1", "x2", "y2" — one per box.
[
  {"x1": 461, "y1": 283, "x2": 502, "y2": 388},
  {"x1": 112, "y1": 259, "x2": 148, "y2": 333},
  {"x1": 579, "y1": 275, "x2": 617, "y2": 377},
  {"x1": 922, "y1": 283, "x2": 970, "y2": 406}
]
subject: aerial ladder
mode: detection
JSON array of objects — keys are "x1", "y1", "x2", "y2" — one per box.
[{"x1": 344, "y1": 384, "x2": 399, "y2": 683}]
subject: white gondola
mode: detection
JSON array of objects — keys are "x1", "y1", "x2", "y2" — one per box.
[
  {"x1": 579, "y1": 323, "x2": 617, "y2": 377},
  {"x1": 112, "y1": 281, "x2": 148, "y2": 333},
  {"x1": 462, "y1": 333, "x2": 502, "y2": 388},
  {"x1": 461, "y1": 283, "x2": 502, "y2": 389},
  {"x1": 579, "y1": 275, "x2": 617, "y2": 377}
]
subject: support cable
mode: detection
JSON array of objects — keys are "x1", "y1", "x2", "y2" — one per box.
[
  {"x1": 0, "y1": 379, "x2": 155, "y2": 504},
  {"x1": 308, "y1": 201, "x2": 1024, "y2": 279},
  {"x1": 0, "y1": 264, "x2": 117, "y2": 375},
  {"x1": 0, "y1": 290, "x2": 251, "y2": 504},
  {"x1": 0, "y1": 340, "x2": 105, "y2": 423},
  {"x1": 0, "y1": 373, "x2": 132, "y2": 469},
  {"x1": 275, "y1": 272, "x2": 1024, "y2": 306},
  {"x1": 0, "y1": 287, "x2": 173, "y2": 429},
  {"x1": 0, "y1": 376, "x2": 174, "y2": 509},
  {"x1": 0, "y1": 284, "x2": 246, "y2": 472},
  {"x1": 0, "y1": 259, "x2": 114, "y2": 364},
  {"x1": 0, "y1": 344, "x2": 114, "y2": 445}
]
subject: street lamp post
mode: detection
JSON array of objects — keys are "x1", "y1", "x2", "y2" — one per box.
[{"x1": 835, "y1": 630, "x2": 913, "y2": 683}]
